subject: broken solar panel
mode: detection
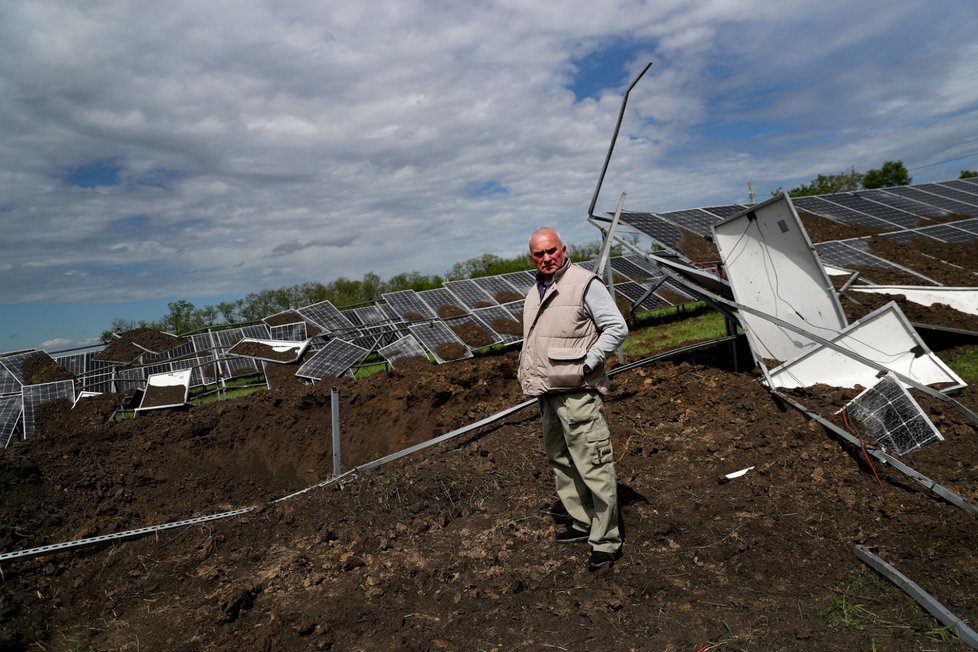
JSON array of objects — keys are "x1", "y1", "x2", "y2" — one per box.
[
  {"x1": 297, "y1": 300, "x2": 357, "y2": 335},
  {"x1": 881, "y1": 185, "x2": 978, "y2": 218},
  {"x1": 296, "y1": 339, "x2": 369, "y2": 381},
  {"x1": 378, "y1": 334, "x2": 430, "y2": 366},
  {"x1": 170, "y1": 356, "x2": 210, "y2": 387},
  {"x1": 614, "y1": 281, "x2": 668, "y2": 312},
  {"x1": 116, "y1": 367, "x2": 146, "y2": 392},
  {"x1": 0, "y1": 350, "x2": 37, "y2": 386},
  {"x1": 844, "y1": 375, "x2": 943, "y2": 455},
  {"x1": 471, "y1": 305, "x2": 523, "y2": 344},
  {"x1": 444, "y1": 279, "x2": 496, "y2": 309},
  {"x1": 227, "y1": 338, "x2": 307, "y2": 364},
  {"x1": 22, "y1": 379, "x2": 75, "y2": 439},
  {"x1": 817, "y1": 193, "x2": 918, "y2": 230},
  {"x1": 701, "y1": 204, "x2": 748, "y2": 220},
  {"x1": 408, "y1": 321, "x2": 473, "y2": 363},
  {"x1": 382, "y1": 290, "x2": 437, "y2": 322},
  {"x1": 269, "y1": 321, "x2": 307, "y2": 341},
  {"x1": 418, "y1": 287, "x2": 471, "y2": 318},
  {"x1": 136, "y1": 369, "x2": 192, "y2": 412},
  {"x1": 472, "y1": 275, "x2": 526, "y2": 304},
  {"x1": 444, "y1": 313, "x2": 501, "y2": 350},
  {"x1": 1, "y1": 394, "x2": 23, "y2": 448}
]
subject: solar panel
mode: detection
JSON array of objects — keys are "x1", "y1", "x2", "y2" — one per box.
[
  {"x1": 844, "y1": 375, "x2": 943, "y2": 455},
  {"x1": 702, "y1": 204, "x2": 749, "y2": 220},
  {"x1": 915, "y1": 183, "x2": 978, "y2": 207},
  {"x1": 351, "y1": 305, "x2": 388, "y2": 326},
  {"x1": 297, "y1": 300, "x2": 357, "y2": 335},
  {"x1": 610, "y1": 256, "x2": 659, "y2": 282},
  {"x1": 793, "y1": 196, "x2": 894, "y2": 228},
  {"x1": 912, "y1": 223, "x2": 978, "y2": 244},
  {"x1": 814, "y1": 241, "x2": 939, "y2": 284},
  {"x1": 471, "y1": 305, "x2": 523, "y2": 344},
  {"x1": 0, "y1": 362, "x2": 22, "y2": 396},
  {"x1": 22, "y1": 379, "x2": 75, "y2": 439},
  {"x1": 443, "y1": 279, "x2": 496, "y2": 309},
  {"x1": 614, "y1": 281, "x2": 669, "y2": 312},
  {"x1": 948, "y1": 217, "x2": 978, "y2": 235},
  {"x1": 622, "y1": 254, "x2": 665, "y2": 280},
  {"x1": 619, "y1": 212, "x2": 682, "y2": 249},
  {"x1": 295, "y1": 339, "x2": 369, "y2": 380},
  {"x1": 382, "y1": 290, "x2": 437, "y2": 322},
  {"x1": 497, "y1": 270, "x2": 536, "y2": 296},
  {"x1": 443, "y1": 313, "x2": 501, "y2": 350},
  {"x1": 937, "y1": 180, "x2": 978, "y2": 196},
  {"x1": 136, "y1": 369, "x2": 191, "y2": 411},
  {"x1": 226, "y1": 338, "x2": 307, "y2": 364},
  {"x1": 417, "y1": 287, "x2": 471, "y2": 318},
  {"x1": 471, "y1": 276, "x2": 525, "y2": 305},
  {"x1": 656, "y1": 208, "x2": 722, "y2": 237},
  {"x1": 855, "y1": 189, "x2": 952, "y2": 219},
  {"x1": 407, "y1": 321, "x2": 473, "y2": 363},
  {"x1": 0, "y1": 394, "x2": 23, "y2": 448},
  {"x1": 878, "y1": 230, "x2": 941, "y2": 245},
  {"x1": 878, "y1": 186, "x2": 978, "y2": 217},
  {"x1": 958, "y1": 176, "x2": 978, "y2": 188},
  {"x1": 116, "y1": 367, "x2": 146, "y2": 392},
  {"x1": 269, "y1": 321, "x2": 308, "y2": 341},
  {"x1": 378, "y1": 334, "x2": 430, "y2": 366},
  {"x1": 818, "y1": 193, "x2": 918, "y2": 229},
  {"x1": 0, "y1": 350, "x2": 37, "y2": 385},
  {"x1": 170, "y1": 356, "x2": 210, "y2": 387},
  {"x1": 655, "y1": 279, "x2": 697, "y2": 305}
]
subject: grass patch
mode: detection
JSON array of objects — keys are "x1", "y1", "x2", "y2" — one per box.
[
  {"x1": 624, "y1": 306, "x2": 732, "y2": 358},
  {"x1": 945, "y1": 347, "x2": 978, "y2": 383}
]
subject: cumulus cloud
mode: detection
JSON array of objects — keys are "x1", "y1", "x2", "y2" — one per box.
[{"x1": 0, "y1": 0, "x2": 975, "y2": 313}]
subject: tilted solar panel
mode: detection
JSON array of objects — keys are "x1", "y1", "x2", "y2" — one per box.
[
  {"x1": 382, "y1": 290, "x2": 438, "y2": 322},
  {"x1": 296, "y1": 339, "x2": 369, "y2": 380},
  {"x1": 378, "y1": 334, "x2": 430, "y2": 366},
  {"x1": 618, "y1": 212, "x2": 681, "y2": 250},
  {"x1": 818, "y1": 193, "x2": 918, "y2": 229},
  {"x1": 913, "y1": 223, "x2": 978, "y2": 244},
  {"x1": 471, "y1": 305, "x2": 523, "y2": 345},
  {"x1": 298, "y1": 300, "x2": 357, "y2": 334},
  {"x1": 915, "y1": 183, "x2": 978, "y2": 207},
  {"x1": 793, "y1": 196, "x2": 895, "y2": 229},
  {"x1": 656, "y1": 208, "x2": 722, "y2": 237},
  {"x1": 418, "y1": 287, "x2": 471, "y2": 318},
  {"x1": 0, "y1": 394, "x2": 23, "y2": 448},
  {"x1": 879, "y1": 186, "x2": 978, "y2": 218},
  {"x1": 408, "y1": 321, "x2": 473, "y2": 363},
  {"x1": 22, "y1": 379, "x2": 75, "y2": 439},
  {"x1": 443, "y1": 313, "x2": 501, "y2": 351},
  {"x1": 443, "y1": 279, "x2": 496, "y2": 309},
  {"x1": 855, "y1": 189, "x2": 951, "y2": 220},
  {"x1": 471, "y1": 276, "x2": 525, "y2": 305}
]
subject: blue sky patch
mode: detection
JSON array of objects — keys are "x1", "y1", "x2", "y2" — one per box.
[
  {"x1": 65, "y1": 158, "x2": 121, "y2": 188},
  {"x1": 570, "y1": 40, "x2": 645, "y2": 101},
  {"x1": 470, "y1": 180, "x2": 508, "y2": 197}
]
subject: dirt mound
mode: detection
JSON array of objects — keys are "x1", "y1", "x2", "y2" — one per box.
[{"x1": 2, "y1": 340, "x2": 978, "y2": 650}]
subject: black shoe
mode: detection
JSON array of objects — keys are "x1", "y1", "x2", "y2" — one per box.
[
  {"x1": 555, "y1": 526, "x2": 589, "y2": 544},
  {"x1": 587, "y1": 548, "x2": 623, "y2": 572}
]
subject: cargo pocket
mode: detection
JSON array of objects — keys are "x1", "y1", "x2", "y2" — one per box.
[{"x1": 585, "y1": 428, "x2": 614, "y2": 465}]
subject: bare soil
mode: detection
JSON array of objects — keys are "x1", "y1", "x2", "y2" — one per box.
[
  {"x1": 2, "y1": 216, "x2": 977, "y2": 650},
  {"x1": 2, "y1": 338, "x2": 978, "y2": 650}
]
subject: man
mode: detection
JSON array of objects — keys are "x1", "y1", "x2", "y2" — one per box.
[{"x1": 518, "y1": 227, "x2": 628, "y2": 572}]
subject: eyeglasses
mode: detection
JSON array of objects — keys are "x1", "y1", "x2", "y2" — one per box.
[{"x1": 531, "y1": 246, "x2": 561, "y2": 259}]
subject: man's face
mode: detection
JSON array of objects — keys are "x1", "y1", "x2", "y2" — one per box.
[{"x1": 529, "y1": 230, "x2": 566, "y2": 278}]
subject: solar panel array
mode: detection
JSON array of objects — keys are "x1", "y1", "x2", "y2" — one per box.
[{"x1": 615, "y1": 179, "x2": 978, "y2": 292}]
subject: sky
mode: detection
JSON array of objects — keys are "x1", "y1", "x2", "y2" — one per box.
[{"x1": 2, "y1": 0, "x2": 978, "y2": 353}]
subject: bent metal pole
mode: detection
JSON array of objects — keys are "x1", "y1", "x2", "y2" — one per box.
[
  {"x1": 331, "y1": 387, "x2": 341, "y2": 477},
  {"x1": 587, "y1": 60, "x2": 652, "y2": 220}
]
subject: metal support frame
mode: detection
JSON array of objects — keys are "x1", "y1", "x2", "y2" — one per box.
[
  {"x1": 587, "y1": 62, "x2": 652, "y2": 220},
  {"x1": 854, "y1": 545, "x2": 978, "y2": 649}
]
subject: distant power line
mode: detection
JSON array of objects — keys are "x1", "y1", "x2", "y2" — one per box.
[{"x1": 908, "y1": 150, "x2": 978, "y2": 172}]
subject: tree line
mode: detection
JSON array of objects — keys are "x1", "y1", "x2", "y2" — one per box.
[
  {"x1": 103, "y1": 241, "x2": 614, "y2": 339},
  {"x1": 774, "y1": 161, "x2": 976, "y2": 198}
]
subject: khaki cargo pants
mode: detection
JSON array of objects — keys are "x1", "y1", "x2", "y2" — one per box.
[{"x1": 539, "y1": 390, "x2": 621, "y2": 553}]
